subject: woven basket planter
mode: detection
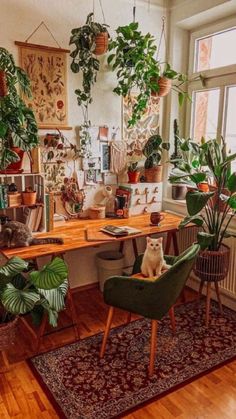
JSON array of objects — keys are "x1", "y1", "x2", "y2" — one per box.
[
  {"x1": 145, "y1": 165, "x2": 163, "y2": 183},
  {"x1": 0, "y1": 70, "x2": 8, "y2": 97},
  {"x1": 94, "y1": 32, "x2": 108, "y2": 55},
  {"x1": 194, "y1": 244, "x2": 230, "y2": 283},
  {"x1": 0, "y1": 317, "x2": 18, "y2": 351}
]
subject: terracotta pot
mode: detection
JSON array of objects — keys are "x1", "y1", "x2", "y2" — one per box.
[
  {"x1": 94, "y1": 32, "x2": 108, "y2": 55},
  {"x1": 172, "y1": 184, "x2": 187, "y2": 200},
  {"x1": 0, "y1": 317, "x2": 18, "y2": 351},
  {"x1": 198, "y1": 182, "x2": 209, "y2": 192},
  {"x1": 127, "y1": 171, "x2": 140, "y2": 184},
  {"x1": 145, "y1": 165, "x2": 163, "y2": 183},
  {"x1": 0, "y1": 70, "x2": 8, "y2": 97},
  {"x1": 151, "y1": 77, "x2": 172, "y2": 97},
  {"x1": 22, "y1": 191, "x2": 37, "y2": 206},
  {"x1": 194, "y1": 244, "x2": 230, "y2": 283},
  {"x1": 0, "y1": 147, "x2": 24, "y2": 174}
]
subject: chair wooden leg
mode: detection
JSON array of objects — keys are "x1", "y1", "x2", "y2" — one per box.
[
  {"x1": 126, "y1": 312, "x2": 132, "y2": 324},
  {"x1": 198, "y1": 280, "x2": 204, "y2": 300},
  {"x1": 168, "y1": 307, "x2": 176, "y2": 333},
  {"x1": 214, "y1": 281, "x2": 223, "y2": 315},
  {"x1": 100, "y1": 307, "x2": 114, "y2": 358},
  {"x1": 149, "y1": 320, "x2": 158, "y2": 377},
  {"x1": 206, "y1": 282, "x2": 211, "y2": 327}
]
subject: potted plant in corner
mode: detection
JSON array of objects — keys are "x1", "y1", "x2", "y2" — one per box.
[
  {"x1": 143, "y1": 134, "x2": 169, "y2": 183},
  {"x1": 0, "y1": 255, "x2": 68, "y2": 354},
  {"x1": 170, "y1": 137, "x2": 236, "y2": 321},
  {"x1": 170, "y1": 120, "x2": 188, "y2": 200},
  {"x1": 70, "y1": 13, "x2": 110, "y2": 157},
  {"x1": 0, "y1": 48, "x2": 38, "y2": 173}
]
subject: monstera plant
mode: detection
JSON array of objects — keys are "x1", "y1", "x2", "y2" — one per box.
[
  {"x1": 0, "y1": 47, "x2": 38, "y2": 172},
  {"x1": 0, "y1": 256, "x2": 68, "y2": 349}
]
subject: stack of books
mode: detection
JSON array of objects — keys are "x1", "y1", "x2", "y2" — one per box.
[{"x1": 23, "y1": 206, "x2": 43, "y2": 232}]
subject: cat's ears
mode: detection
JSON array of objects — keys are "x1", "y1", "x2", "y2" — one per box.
[
  {"x1": 147, "y1": 236, "x2": 151, "y2": 243},
  {"x1": 157, "y1": 237, "x2": 163, "y2": 243},
  {"x1": 146, "y1": 236, "x2": 163, "y2": 243}
]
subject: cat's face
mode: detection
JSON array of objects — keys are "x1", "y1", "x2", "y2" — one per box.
[{"x1": 146, "y1": 237, "x2": 163, "y2": 251}]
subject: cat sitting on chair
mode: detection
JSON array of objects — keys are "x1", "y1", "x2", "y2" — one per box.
[
  {"x1": 0, "y1": 221, "x2": 63, "y2": 248},
  {"x1": 141, "y1": 237, "x2": 169, "y2": 278}
]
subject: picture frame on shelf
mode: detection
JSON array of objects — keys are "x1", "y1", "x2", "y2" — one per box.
[{"x1": 100, "y1": 142, "x2": 110, "y2": 173}]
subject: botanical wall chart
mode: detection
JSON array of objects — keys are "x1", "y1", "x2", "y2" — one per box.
[{"x1": 15, "y1": 41, "x2": 69, "y2": 129}]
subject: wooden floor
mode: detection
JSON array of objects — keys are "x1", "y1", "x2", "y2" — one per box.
[{"x1": 1, "y1": 287, "x2": 236, "y2": 419}]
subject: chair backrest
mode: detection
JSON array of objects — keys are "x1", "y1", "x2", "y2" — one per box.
[{"x1": 131, "y1": 243, "x2": 200, "y2": 320}]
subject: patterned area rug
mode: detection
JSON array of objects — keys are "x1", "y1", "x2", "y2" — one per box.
[{"x1": 29, "y1": 300, "x2": 236, "y2": 419}]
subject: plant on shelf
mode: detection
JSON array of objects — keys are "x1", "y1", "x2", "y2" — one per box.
[
  {"x1": 143, "y1": 134, "x2": 169, "y2": 183},
  {"x1": 169, "y1": 137, "x2": 236, "y2": 289},
  {"x1": 0, "y1": 47, "x2": 38, "y2": 172},
  {"x1": 0, "y1": 256, "x2": 68, "y2": 350},
  {"x1": 127, "y1": 150, "x2": 143, "y2": 183},
  {"x1": 108, "y1": 23, "x2": 189, "y2": 126},
  {"x1": 69, "y1": 13, "x2": 109, "y2": 156}
]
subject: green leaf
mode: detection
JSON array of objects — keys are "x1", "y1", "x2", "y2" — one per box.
[
  {"x1": 0, "y1": 121, "x2": 8, "y2": 137},
  {"x1": 197, "y1": 232, "x2": 215, "y2": 250},
  {"x1": 178, "y1": 92, "x2": 184, "y2": 106},
  {"x1": 0, "y1": 257, "x2": 28, "y2": 288},
  {"x1": 1, "y1": 283, "x2": 40, "y2": 315},
  {"x1": 38, "y1": 279, "x2": 68, "y2": 311},
  {"x1": 227, "y1": 195, "x2": 236, "y2": 210},
  {"x1": 189, "y1": 172, "x2": 206, "y2": 184},
  {"x1": 179, "y1": 215, "x2": 204, "y2": 229},
  {"x1": 30, "y1": 257, "x2": 68, "y2": 290},
  {"x1": 227, "y1": 172, "x2": 236, "y2": 193},
  {"x1": 186, "y1": 191, "x2": 215, "y2": 215}
]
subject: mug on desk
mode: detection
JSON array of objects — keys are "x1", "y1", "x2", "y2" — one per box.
[{"x1": 150, "y1": 212, "x2": 164, "y2": 226}]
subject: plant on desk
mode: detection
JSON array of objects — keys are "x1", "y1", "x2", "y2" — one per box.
[
  {"x1": 0, "y1": 47, "x2": 38, "y2": 173},
  {"x1": 0, "y1": 256, "x2": 68, "y2": 351},
  {"x1": 143, "y1": 134, "x2": 169, "y2": 183}
]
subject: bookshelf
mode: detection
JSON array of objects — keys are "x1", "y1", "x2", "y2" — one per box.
[{"x1": 0, "y1": 173, "x2": 46, "y2": 232}]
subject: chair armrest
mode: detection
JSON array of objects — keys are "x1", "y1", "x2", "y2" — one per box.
[{"x1": 164, "y1": 255, "x2": 176, "y2": 266}]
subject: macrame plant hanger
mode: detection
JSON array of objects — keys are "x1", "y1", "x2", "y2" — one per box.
[
  {"x1": 133, "y1": 0, "x2": 136, "y2": 22},
  {"x1": 92, "y1": 0, "x2": 107, "y2": 24}
]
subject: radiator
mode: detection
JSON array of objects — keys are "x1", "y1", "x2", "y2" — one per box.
[{"x1": 176, "y1": 227, "x2": 236, "y2": 298}]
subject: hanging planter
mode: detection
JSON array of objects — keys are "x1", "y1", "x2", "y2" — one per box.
[
  {"x1": 151, "y1": 76, "x2": 172, "y2": 97},
  {"x1": 94, "y1": 32, "x2": 109, "y2": 55},
  {"x1": 0, "y1": 70, "x2": 8, "y2": 97}
]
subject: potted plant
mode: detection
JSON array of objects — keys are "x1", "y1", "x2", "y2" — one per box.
[
  {"x1": 143, "y1": 134, "x2": 169, "y2": 183},
  {"x1": 127, "y1": 151, "x2": 142, "y2": 183},
  {"x1": 70, "y1": 13, "x2": 109, "y2": 156},
  {"x1": 170, "y1": 120, "x2": 188, "y2": 200},
  {"x1": 0, "y1": 256, "x2": 68, "y2": 352},
  {"x1": 22, "y1": 186, "x2": 37, "y2": 206},
  {"x1": 170, "y1": 137, "x2": 236, "y2": 297},
  {"x1": 0, "y1": 48, "x2": 38, "y2": 173}
]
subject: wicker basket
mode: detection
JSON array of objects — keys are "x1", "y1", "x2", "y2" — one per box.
[
  {"x1": 194, "y1": 244, "x2": 230, "y2": 283},
  {"x1": 0, "y1": 317, "x2": 18, "y2": 350},
  {"x1": 145, "y1": 165, "x2": 163, "y2": 183},
  {"x1": 0, "y1": 70, "x2": 8, "y2": 97},
  {"x1": 94, "y1": 32, "x2": 108, "y2": 55}
]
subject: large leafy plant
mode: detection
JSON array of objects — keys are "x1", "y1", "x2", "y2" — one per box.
[
  {"x1": 0, "y1": 256, "x2": 68, "y2": 327},
  {"x1": 169, "y1": 137, "x2": 236, "y2": 250},
  {"x1": 143, "y1": 134, "x2": 169, "y2": 169},
  {"x1": 0, "y1": 47, "x2": 38, "y2": 170}
]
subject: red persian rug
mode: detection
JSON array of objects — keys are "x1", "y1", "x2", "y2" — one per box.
[{"x1": 29, "y1": 300, "x2": 236, "y2": 419}]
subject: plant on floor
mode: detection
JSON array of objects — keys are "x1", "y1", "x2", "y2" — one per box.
[
  {"x1": 69, "y1": 13, "x2": 109, "y2": 156},
  {"x1": 170, "y1": 137, "x2": 236, "y2": 251},
  {"x1": 142, "y1": 134, "x2": 169, "y2": 182},
  {"x1": 0, "y1": 47, "x2": 38, "y2": 171},
  {"x1": 0, "y1": 256, "x2": 68, "y2": 328}
]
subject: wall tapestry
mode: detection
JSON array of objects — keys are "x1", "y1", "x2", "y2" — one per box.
[
  {"x1": 15, "y1": 41, "x2": 70, "y2": 129},
  {"x1": 122, "y1": 95, "x2": 160, "y2": 151}
]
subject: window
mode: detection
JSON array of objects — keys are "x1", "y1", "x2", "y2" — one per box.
[{"x1": 188, "y1": 19, "x2": 236, "y2": 150}]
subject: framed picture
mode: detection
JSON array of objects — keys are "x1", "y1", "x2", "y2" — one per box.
[
  {"x1": 15, "y1": 41, "x2": 70, "y2": 130},
  {"x1": 100, "y1": 142, "x2": 110, "y2": 173},
  {"x1": 84, "y1": 169, "x2": 97, "y2": 185}
]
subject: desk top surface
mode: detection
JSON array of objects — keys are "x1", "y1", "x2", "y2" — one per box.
[{"x1": 1, "y1": 212, "x2": 184, "y2": 260}]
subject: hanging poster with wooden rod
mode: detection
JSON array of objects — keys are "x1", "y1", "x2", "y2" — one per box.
[{"x1": 15, "y1": 22, "x2": 71, "y2": 130}]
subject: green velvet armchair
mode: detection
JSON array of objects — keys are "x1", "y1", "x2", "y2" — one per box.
[{"x1": 100, "y1": 243, "x2": 200, "y2": 377}]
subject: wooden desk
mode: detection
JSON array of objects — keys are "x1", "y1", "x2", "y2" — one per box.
[{"x1": 1, "y1": 212, "x2": 184, "y2": 260}]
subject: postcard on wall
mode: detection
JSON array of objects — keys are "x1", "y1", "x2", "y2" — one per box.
[
  {"x1": 109, "y1": 126, "x2": 120, "y2": 141},
  {"x1": 15, "y1": 41, "x2": 70, "y2": 129},
  {"x1": 100, "y1": 142, "x2": 110, "y2": 173},
  {"x1": 84, "y1": 169, "x2": 97, "y2": 185},
  {"x1": 99, "y1": 126, "x2": 109, "y2": 141}
]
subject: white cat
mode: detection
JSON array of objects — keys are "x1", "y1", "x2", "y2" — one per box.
[{"x1": 141, "y1": 237, "x2": 169, "y2": 278}]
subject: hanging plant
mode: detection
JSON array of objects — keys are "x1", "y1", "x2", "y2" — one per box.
[
  {"x1": 69, "y1": 12, "x2": 109, "y2": 156},
  {"x1": 108, "y1": 22, "x2": 160, "y2": 127}
]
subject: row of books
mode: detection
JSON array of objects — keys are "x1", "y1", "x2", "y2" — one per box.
[{"x1": 23, "y1": 206, "x2": 43, "y2": 232}]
